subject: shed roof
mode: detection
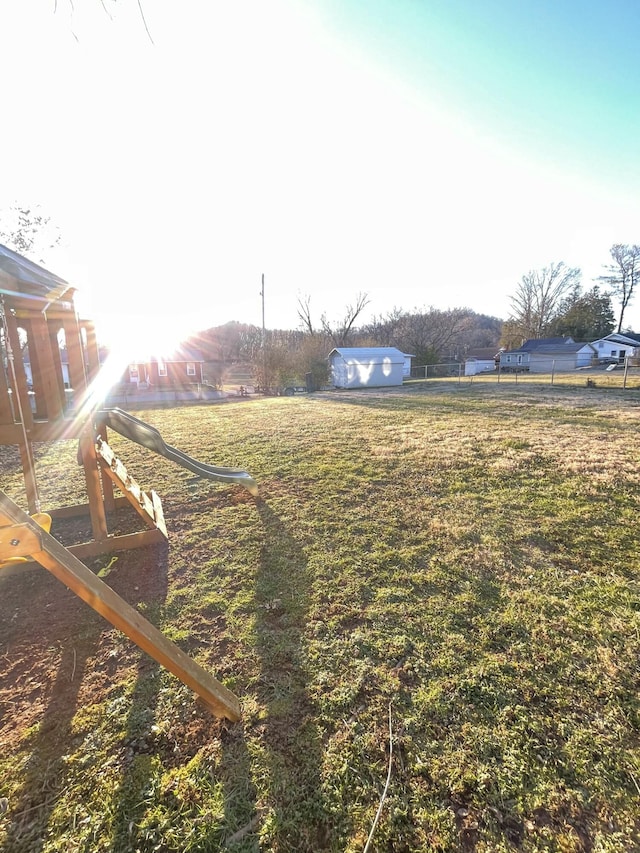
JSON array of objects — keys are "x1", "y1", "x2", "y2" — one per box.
[
  {"x1": 0, "y1": 243, "x2": 72, "y2": 304},
  {"x1": 329, "y1": 347, "x2": 406, "y2": 364}
]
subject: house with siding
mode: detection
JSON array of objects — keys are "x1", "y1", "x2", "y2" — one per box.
[
  {"x1": 589, "y1": 332, "x2": 640, "y2": 364},
  {"x1": 464, "y1": 348, "x2": 500, "y2": 376},
  {"x1": 499, "y1": 338, "x2": 595, "y2": 373},
  {"x1": 124, "y1": 346, "x2": 205, "y2": 387}
]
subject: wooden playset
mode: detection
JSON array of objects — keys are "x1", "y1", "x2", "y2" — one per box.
[{"x1": 0, "y1": 244, "x2": 254, "y2": 720}]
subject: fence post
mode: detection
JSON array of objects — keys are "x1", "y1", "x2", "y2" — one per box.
[
  {"x1": 624, "y1": 357, "x2": 629, "y2": 389},
  {"x1": 551, "y1": 360, "x2": 555, "y2": 385}
]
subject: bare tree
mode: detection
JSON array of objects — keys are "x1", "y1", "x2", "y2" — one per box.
[
  {"x1": 298, "y1": 292, "x2": 370, "y2": 346},
  {"x1": 508, "y1": 262, "x2": 581, "y2": 339},
  {"x1": 598, "y1": 244, "x2": 640, "y2": 333},
  {"x1": 320, "y1": 292, "x2": 370, "y2": 347},
  {"x1": 0, "y1": 204, "x2": 60, "y2": 264},
  {"x1": 297, "y1": 294, "x2": 315, "y2": 335}
]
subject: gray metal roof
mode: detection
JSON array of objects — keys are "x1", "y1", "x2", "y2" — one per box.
[
  {"x1": 0, "y1": 243, "x2": 70, "y2": 301},
  {"x1": 529, "y1": 343, "x2": 595, "y2": 355},
  {"x1": 519, "y1": 337, "x2": 574, "y2": 351},
  {"x1": 329, "y1": 347, "x2": 407, "y2": 363}
]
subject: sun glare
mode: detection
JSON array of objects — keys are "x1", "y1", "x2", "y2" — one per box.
[
  {"x1": 69, "y1": 310, "x2": 203, "y2": 422},
  {"x1": 95, "y1": 312, "x2": 200, "y2": 363}
]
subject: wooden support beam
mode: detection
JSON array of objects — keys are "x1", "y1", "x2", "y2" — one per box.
[
  {"x1": 23, "y1": 315, "x2": 65, "y2": 422},
  {"x1": 67, "y1": 528, "x2": 166, "y2": 560},
  {"x1": 4, "y1": 308, "x2": 39, "y2": 512},
  {"x1": 0, "y1": 490, "x2": 241, "y2": 721},
  {"x1": 0, "y1": 347, "x2": 14, "y2": 425}
]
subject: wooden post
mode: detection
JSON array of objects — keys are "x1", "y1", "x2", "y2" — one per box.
[
  {"x1": 4, "y1": 310, "x2": 39, "y2": 512},
  {"x1": 83, "y1": 321, "x2": 115, "y2": 511},
  {"x1": 63, "y1": 314, "x2": 108, "y2": 541},
  {"x1": 0, "y1": 491, "x2": 241, "y2": 721},
  {"x1": 48, "y1": 322, "x2": 67, "y2": 406},
  {"x1": 24, "y1": 315, "x2": 65, "y2": 421},
  {"x1": 0, "y1": 347, "x2": 13, "y2": 424}
]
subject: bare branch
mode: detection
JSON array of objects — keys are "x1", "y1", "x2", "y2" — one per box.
[
  {"x1": 136, "y1": 0, "x2": 155, "y2": 45},
  {"x1": 508, "y1": 262, "x2": 580, "y2": 339},
  {"x1": 296, "y1": 294, "x2": 314, "y2": 335},
  {"x1": 598, "y1": 244, "x2": 640, "y2": 332}
]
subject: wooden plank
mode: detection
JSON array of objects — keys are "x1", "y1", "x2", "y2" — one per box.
[
  {"x1": 97, "y1": 425, "x2": 116, "y2": 512},
  {"x1": 67, "y1": 528, "x2": 166, "y2": 560},
  {"x1": 48, "y1": 323, "x2": 67, "y2": 404},
  {"x1": 80, "y1": 430, "x2": 109, "y2": 541},
  {"x1": 96, "y1": 439, "x2": 166, "y2": 535},
  {"x1": 150, "y1": 490, "x2": 167, "y2": 537},
  {"x1": 0, "y1": 423, "x2": 23, "y2": 444},
  {"x1": 48, "y1": 495, "x2": 132, "y2": 520},
  {"x1": 24, "y1": 314, "x2": 65, "y2": 422},
  {"x1": 61, "y1": 315, "x2": 87, "y2": 395},
  {"x1": 0, "y1": 342, "x2": 14, "y2": 424},
  {"x1": 0, "y1": 490, "x2": 240, "y2": 720},
  {"x1": 4, "y1": 309, "x2": 39, "y2": 512}
]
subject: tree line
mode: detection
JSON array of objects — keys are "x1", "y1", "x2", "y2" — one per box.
[
  {"x1": 198, "y1": 306, "x2": 502, "y2": 389},
  {"x1": 1, "y1": 205, "x2": 637, "y2": 386}
]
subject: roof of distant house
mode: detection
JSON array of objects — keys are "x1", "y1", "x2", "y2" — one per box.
[
  {"x1": 465, "y1": 348, "x2": 500, "y2": 360},
  {"x1": 519, "y1": 337, "x2": 575, "y2": 351},
  {"x1": 528, "y1": 342, "x2": 595, "y2": 355},
  {"x1": 601, "y1": 332, "x2": 640, "y2": 345},
  {"x1": 150, "y1": 345, "x2": 205, "y2": 363}
]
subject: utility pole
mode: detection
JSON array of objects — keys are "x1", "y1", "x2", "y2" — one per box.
[
  {"x1": 260, "y1": 274, "x2": 266, "y2": 391},
  {"x1": 260, "y1": 273, "x2": 265, "y2": 347}
]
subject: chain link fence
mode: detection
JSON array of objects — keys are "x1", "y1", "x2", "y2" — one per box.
[{"x1": 409, "y1": 361, "x2": 640, "y2": 389}]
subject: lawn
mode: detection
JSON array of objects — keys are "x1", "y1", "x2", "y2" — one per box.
[{"x1": 1, "y1": 382, "x2": 639, "y2": 852}]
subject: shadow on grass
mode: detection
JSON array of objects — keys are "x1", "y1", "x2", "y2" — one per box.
[
  {"x1": 106, "y1": 544, "x2": 170, "y2": 853},
  {"x1": 236, "y1": 499, "x2": 329, "y2": 851},
  {"x1": 0, "y1": 568, "x2": 102, "y2": 853}
]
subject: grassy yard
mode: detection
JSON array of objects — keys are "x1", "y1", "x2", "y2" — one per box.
[{"x1": 1, "y1": 382, "x2": 639, "y2": 852}]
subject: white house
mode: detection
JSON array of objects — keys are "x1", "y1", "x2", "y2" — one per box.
[
  {"x1": 329, "y1": 347, "x2": 406, "y2": 389},
  {"x1": 589, "y1": 332, "x2": 640, "y2": 363},
  {"x1": 465, "y1": 348, "x2": 499, "y2": 376}
]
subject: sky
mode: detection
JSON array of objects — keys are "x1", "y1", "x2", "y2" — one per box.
[{"x1": 1, "y1": 0, "x2": 639, "y2": 352}]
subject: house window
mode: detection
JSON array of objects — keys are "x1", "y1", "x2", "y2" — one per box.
[
  {"x1": 611, "y1": 350, "x2": 617, "y2": 357},
  {"x1": 598, "y1": 341, "x2": 604, "y2": 348},
  {"x1": 129, "y1": 365, "x2": 139, "y2": 382},
  {"x1": 158, "y1": 361, "x2": 167, "y2": 377},
  {"x1": 506, "y1": 355, "x2": 512, "y2": 363},
  {"x1": 186, "y1": 363, "x2": 196, "y2": 376}
]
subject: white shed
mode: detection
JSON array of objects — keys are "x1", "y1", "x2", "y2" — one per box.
[
  {"x1": 402, "y1": 353, "x2": 415, "y2": 377},
  {"x1": 329, "y1": 347, "x2": 406, "y2": 389}
]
